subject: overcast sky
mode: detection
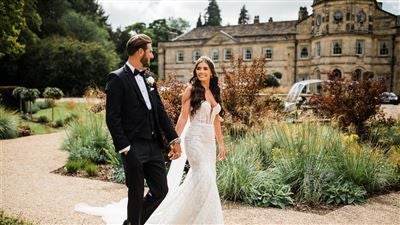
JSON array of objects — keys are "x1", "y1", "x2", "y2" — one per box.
[{"x1": 98, "y1": 0, "x2": 400, "y2": 31}]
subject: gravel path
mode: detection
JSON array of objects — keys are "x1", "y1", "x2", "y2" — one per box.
[{"x1": 1, "y1": 132, "x2": 399, "y2": 225}]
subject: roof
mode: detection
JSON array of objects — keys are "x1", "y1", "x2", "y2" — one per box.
[{"x1": 172, "y1": 20, "x2": 298, "y2": 41}]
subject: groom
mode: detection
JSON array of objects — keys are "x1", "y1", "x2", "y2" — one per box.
[{"x1": 105, "y1": 33, "x2": 182, "y2": 225}]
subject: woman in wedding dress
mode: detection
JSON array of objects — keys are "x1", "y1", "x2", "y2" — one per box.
[
  {"x1": 145, "y1": 55, "x2": 226, "y2": 225},
  {"x1": 75, "y1": 56, "x2": 226, "y2": 225}
]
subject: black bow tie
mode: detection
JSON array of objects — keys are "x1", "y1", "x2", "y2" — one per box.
[{"x1": 133, "y1": 69, "x2": 146, "y2": 77}]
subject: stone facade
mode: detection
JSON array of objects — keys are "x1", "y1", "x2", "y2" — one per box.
[{"x1": 158, "y1": 0, "x2": 400, "y2": 93}]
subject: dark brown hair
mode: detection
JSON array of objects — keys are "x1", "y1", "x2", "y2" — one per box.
[
  {"x1": 189, "y1": 56, "x2": 224, "y2": 117},
  {"x1": 126, "y1": 34, "x2": 152, "y2": 56}
]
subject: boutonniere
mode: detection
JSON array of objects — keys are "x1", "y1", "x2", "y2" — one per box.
[{"x1": 146, "y1": 76, "x2": 155, "y2": 86}]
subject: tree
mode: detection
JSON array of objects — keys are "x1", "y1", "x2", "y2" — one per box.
[
  {"x1": 238, "y1": 5, "x2": 249, "y2": 24},
  {"x1": 20, "y1": 88, "x2": 40, "y2": 120},
  {"x1": 311, "y1": 74, "x2": 386, "y2": 138},
  {"x1": 0, "y1": 1, "x2": 30, "y2": 58},
  {"x1": 12, "y1": 86, "x2": 28, "y2": 113},
  {"x1": 43, "y1": 87, "x2": 64, "y2": 122},
  {"x1": 204, "y1": 0, "x2": 222, "y2": 26},
  {"x1": 167, "y1": 17, "x2": 190, "y2": 35},
  {"x1": 19, "y1": 37, "x2": 119, "y2": 95},
  {"x1": 196, "y1": 13, "x2": 203, "y2": 27}
]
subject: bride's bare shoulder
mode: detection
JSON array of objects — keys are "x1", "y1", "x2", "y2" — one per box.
[{"x1": 181, "y1": 84, "x2": 192, "y2": 103}]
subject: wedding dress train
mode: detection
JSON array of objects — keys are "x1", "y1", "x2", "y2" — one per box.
[{"x1": 75, "y1": 101, "x2": 223, "y2": 225}]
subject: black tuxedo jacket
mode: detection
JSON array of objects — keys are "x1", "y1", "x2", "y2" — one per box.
[{"x1": 105, "y1": 64, "x2": 178, "y2": 152}]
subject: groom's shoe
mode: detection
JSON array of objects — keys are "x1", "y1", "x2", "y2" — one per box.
[{"x1": 122, "y1": 220, "x2": 131, "y2": 225}]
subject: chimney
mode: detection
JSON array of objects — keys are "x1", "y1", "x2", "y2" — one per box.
[
  {"x1": 298, "y1": 6, "x2": 309, "y2": 21},
  {"x1": 377, "y1": 2, "x2": 383, "y2": 9},
  {"x1": 168, "y1": 31, "x2": 178, "y2": 40},
  {"x1": 254, "y1": 15, "x2": 260, "y2": 24},
  {"x1": 269, "y1": 17, "x2": 273, "y2": 22}
]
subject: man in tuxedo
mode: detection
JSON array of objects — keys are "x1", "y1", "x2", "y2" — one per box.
[{"x1": 105, "y1": 34, "x2": 182, "y2": 225}]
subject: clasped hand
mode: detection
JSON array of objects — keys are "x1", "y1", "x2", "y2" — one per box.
[{"x1": 168, "y1": 142, "x2": 182, "y2": 160}]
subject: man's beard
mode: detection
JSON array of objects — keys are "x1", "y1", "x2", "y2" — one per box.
[{"x1": 141, "y1": 55, "x2": 150, "y2": 68}]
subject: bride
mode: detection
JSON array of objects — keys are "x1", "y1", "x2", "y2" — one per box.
[{"x1": 75, "y1": 55, "x2": 226, "y2": 225}]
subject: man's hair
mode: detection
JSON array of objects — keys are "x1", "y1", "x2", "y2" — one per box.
[{"x1": 126, "y1": 34, "x2": 152, "y2": 56}]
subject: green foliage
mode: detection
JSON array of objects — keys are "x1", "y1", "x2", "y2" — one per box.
[
  {"x1": 84, "y1": 162, "x2": 98, "y2": 176},
  {"x1": 20, "y1": 88, "x2": 40, "y2": 102},
  {"x1": 238, "y1": 5, "x2": 250, "y2": 24},
  {"x1": 37, "y1": 115, "x2": 49, "y2": 123},
  {"x1": 244, "y1": 172, "x2": 293, "y2": 208},
  {"x1": 59, "y1": 10, "x2": 114, "y2": 50},
  {"x1": 0, "y1": 1, "x2": 26, "y2": 57},
  {"x1": 0, "y1": 106, "x2": 18, "y2": 139},
  {"x1": 65, "y1": 159, "x2": 85, "y2": 173},
  {"x1": 112, "y1": 166, "x2": 126, "y2": 184},
  {"x1": 196, "y1": 13, "x2": 203, "y2": 27},
  {"x1": 43, "y1": 87, "x2": 64, "y2": 100},
  {"x1": 0, "y1": 210, "x2": 36, "y2": 225},
  {"x1": 167, "y1": 17, "x2": 190, "y2": 35},
  {"x1": 311, "y1": 75, "x2": 386, "y2": 137},
  {"x1": 204, "y1": 0, "x2": 222, "y2": 26},
  {"x1": 322, "y1": 179, "x2": 367, "y2": 205},
  {"x1": 336, "y1": 140, "x2": 397, "y2": 192},
  {"x1": 63, "y1": 112, "x2": 116, "y2": 164},
  {"x1": 217, "y1": 141, "x2": 260, "y2": 201},
  {"x1": 20, "y1": 37, "x2": 119, "y2": 95}
]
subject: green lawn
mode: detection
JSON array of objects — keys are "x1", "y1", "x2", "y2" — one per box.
[{"x1": 18, "y1": 101, "x2": 89, "y2": 135}]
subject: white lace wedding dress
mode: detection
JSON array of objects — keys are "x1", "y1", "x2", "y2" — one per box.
[{"x1": 75, "y1": 101, "x2": 224, "y2": 225}]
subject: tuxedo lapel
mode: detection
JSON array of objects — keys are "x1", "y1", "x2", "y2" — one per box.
[{"x1": 124, "y1": 65, "x2": 146, "y2": 105}]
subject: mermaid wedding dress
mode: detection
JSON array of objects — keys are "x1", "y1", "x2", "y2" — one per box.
[{"x1": 75, "y1": 101, "x2": 224, "y2": 225}]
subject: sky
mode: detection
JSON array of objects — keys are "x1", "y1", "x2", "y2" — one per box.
[{"x1": 98, "y1": 0, "x2": 400, "y2": 31}]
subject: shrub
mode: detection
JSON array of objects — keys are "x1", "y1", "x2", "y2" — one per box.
[
  {"x1": 65, "y1": 159, "x2": 85, "y2": 173},
  {"x1": 37, "y1": 115, "x2": 49, "y2": 123},
  {"x1": 0, "y1": 107, "x2": 18, "y2": 139},
  {"x1": 0, "y1": 210, "x2": 36, "y2": 225},
  {"x1": 311, "y1": 74, "x2": 385, "y2": 138},
  {"x1": 221, "y1": 56, "x2": 267, "y2": 127},
  {"x1": 322, "y1": 179, "x2": 366, "y2": 205},
  {"x1": 158, "y1": 76, "x2": 186, "y2": 123},
  {"x1": 43, "y1": 87, "x2": 64, "y2": 121},
  {"x1": 84, "y1": 162, "x2": 98, "y2": 176},
  {"x1": 63, "y1": 113, "x2": 116, "y2": 164},
  {"x1": 112, "y1": 166, "x2": 125, "y2": 184},
  {"x1": 244, "y1": 171, "x2": 293, "y2": 208}
]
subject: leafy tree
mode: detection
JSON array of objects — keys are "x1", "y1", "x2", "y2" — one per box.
[
  {"x1": 19, "y1": 37, "x2": 119, "y2": 95},
  {"x1": 59, "y1": 10, "x2": 114, "y2": 50},
  {"x1": 12, "y1": 86, "x2": 28, "y2": 113},
  {"x1": 204, "y1": 0, "x2": 222, "y2": 26},
  {"x1": 43, "y1": 87, "x2": 64, "y2": 121},
  {"x1": 21, "y1": 88, "x2": 40, "y2": 120},
  {"x1": 36, "y1": 0, "x2": 71, "y2": 37},
  {"x1": 167, "y1": 17, "x2": 190, "y2": 35},
  {"x1": 0, "y1": 1, "x2": 28, "y2": 58},
  {"x1": 196, "y1": 13, "x2": 203, "y2": 27},
  {"x1": 238, "y1": 5, "x2": 250, "y2": 24}
]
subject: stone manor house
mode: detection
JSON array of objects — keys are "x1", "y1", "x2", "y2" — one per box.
[{"x1": 158, "y1": 0, "x2": 400, "y2": 93}]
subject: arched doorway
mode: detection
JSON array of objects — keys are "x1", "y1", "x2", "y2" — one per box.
[
  {"x1": 354, "y1": 69, "x2": 362, "y2": 81},
  {"x1": 332, "y1": 69, "x2": 342, "y2": 79}
]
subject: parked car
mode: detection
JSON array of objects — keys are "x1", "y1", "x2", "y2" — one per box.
[{"x1": 380, "y1": 92, "x2": 399, "y2": 105}]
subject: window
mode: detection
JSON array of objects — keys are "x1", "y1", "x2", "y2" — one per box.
[
  {"x1": 176, "y1": 51, "x2": 184, "y2": 63},
  {"x1": 300, "y1": 46, "x2": 309, "y2": 58},
  {"x1": 355, "y1": 40, "x2": 364, "y2": 55},
  {"x1": 315, "y1": 42, "x2": 321, "y2": 57},
  {"x1": 262, "y1": 47, "x2": 272, "y2": 60},
  {"x1": 332, "y1": 40, "x2": 342, "y2": 55},
  {"x1": 223, "y1": 48, "x2": 232, "y2": 61},
  {"x1": 211, "y1": 49, "x2": 219, "y2": 61},
  {"x1": 192, "y1": 50, "x2": 201, "y2": 62},
  {"x1": 243, "y1": 48, "x2": 252, "y2": 60},
  {"x1": 379, "y1": 41, "x2": 389, "y2": 56}
]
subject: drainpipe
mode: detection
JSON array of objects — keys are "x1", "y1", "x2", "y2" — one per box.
[
  {"x1": 294, "y1": 40, "x2": 298, "y2": 82},
  {"x1": 390, "y1": 35, "x2": 395, "y2": 91}
]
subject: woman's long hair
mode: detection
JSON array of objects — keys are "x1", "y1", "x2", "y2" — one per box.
[{"x1": 189, "y1": 56, "x2": 224, "y2": 117}]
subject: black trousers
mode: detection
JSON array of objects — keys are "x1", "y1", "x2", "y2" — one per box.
[{"x1": 121, "y1": 138, "x2": 168, "y2": 225}]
